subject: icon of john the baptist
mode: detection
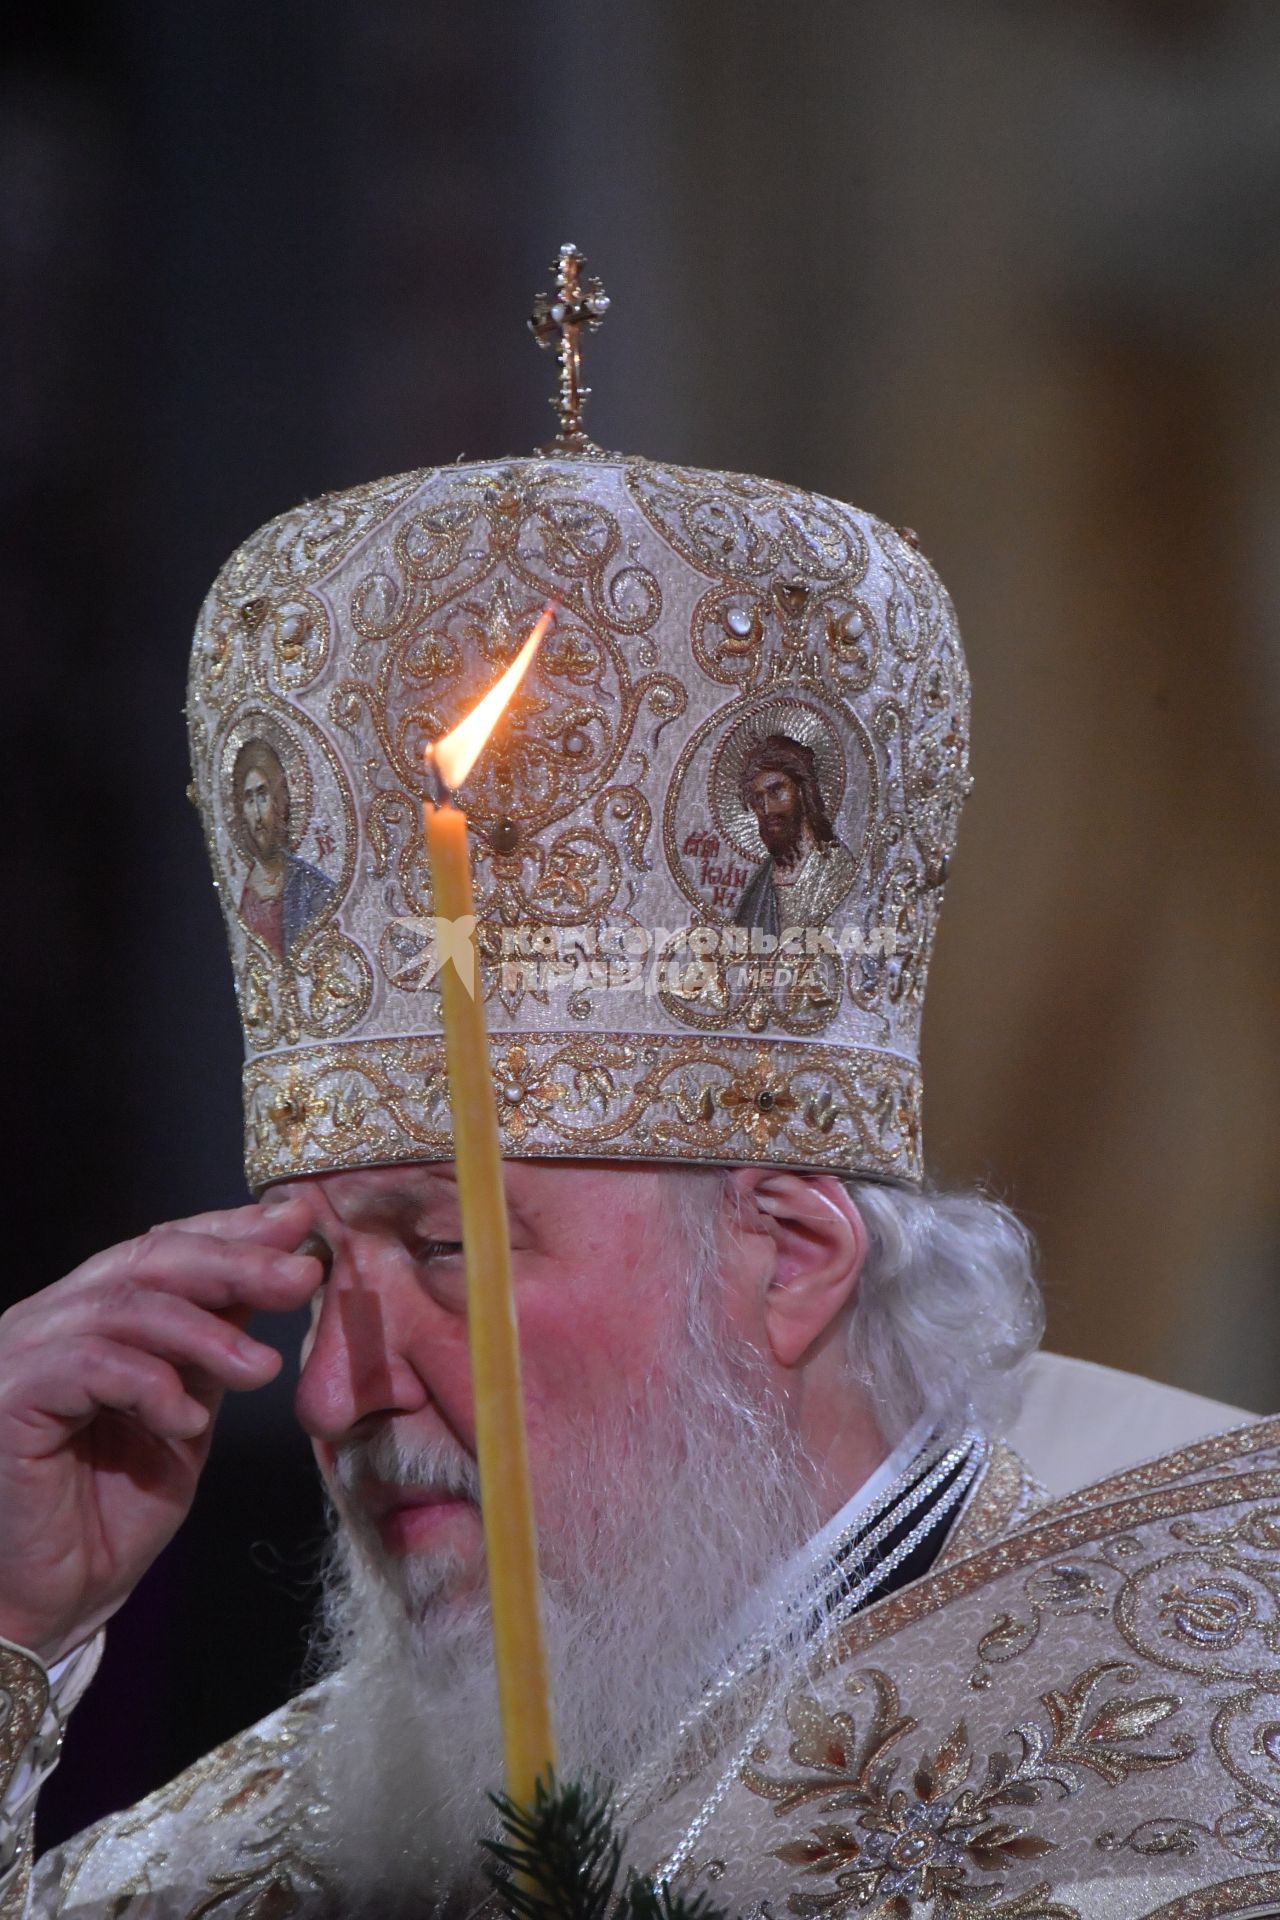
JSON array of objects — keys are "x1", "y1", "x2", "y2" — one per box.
[
  {"x1": 232, "y1": 737, "x2": 336, "y2": 961},
  {"x1": 732, "y1": 732, "x2": 857, "y2": 939}
]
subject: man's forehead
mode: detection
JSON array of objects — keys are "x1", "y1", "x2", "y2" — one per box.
[
  {"x1": 268, "y1": 1157, "x2": 662, "y2": 1221},
  {"x1": 273, "y1": 1162, "x2": 455, "y2": 1219}
]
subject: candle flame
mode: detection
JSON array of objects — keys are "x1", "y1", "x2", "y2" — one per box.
[{"x1": 431, "y1": 605, "x2": 555, "y2": 792}]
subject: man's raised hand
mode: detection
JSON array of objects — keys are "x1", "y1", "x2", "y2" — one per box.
[{"x1": 0, "y1": 1196, "x2": 320, "y2": 1666}]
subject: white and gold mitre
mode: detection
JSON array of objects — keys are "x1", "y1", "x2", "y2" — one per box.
[{"x1": 186, "y1": 246, "x2": 971, "y2": 1192}]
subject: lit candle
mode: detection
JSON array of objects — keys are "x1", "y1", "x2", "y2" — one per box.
[{"x1": 423, "y1": 607, "x2": 557, "y2": 1808}]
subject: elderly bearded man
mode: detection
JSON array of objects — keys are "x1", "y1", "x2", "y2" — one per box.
[
  {"x1": 0, "y1": 1156, "x2": 1043, "y2": 1916},
  {"x1": 2, "y1": 261, "x2": 1277, "y2": 1919}
]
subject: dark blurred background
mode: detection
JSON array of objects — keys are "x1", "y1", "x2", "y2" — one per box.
[{"x1": 4, "y1": 0, "x2": 1277, "y2": 1850}]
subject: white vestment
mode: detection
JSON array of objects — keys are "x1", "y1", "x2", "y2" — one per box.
[{"x1": 4, "y1": 1358, "x2": 1276, "y2": 1920}]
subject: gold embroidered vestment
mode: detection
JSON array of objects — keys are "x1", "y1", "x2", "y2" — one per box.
[{"x1": 5, "y1": 1421, "x2": 1280, "y2": 1918}]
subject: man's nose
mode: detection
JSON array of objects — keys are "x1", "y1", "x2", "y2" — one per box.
[{"x1": 294, "y1": 1253, "x2": 433, "y2": 1443}]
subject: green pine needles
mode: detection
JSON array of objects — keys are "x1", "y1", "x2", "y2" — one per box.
[{"x1": 483, "y1": 1775, "x2": 731, "y2": 1920}]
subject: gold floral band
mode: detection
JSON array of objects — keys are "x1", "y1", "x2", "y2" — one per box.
[{"x1": 243, "y1": 1032, "x2": 923, "y2": 1191}]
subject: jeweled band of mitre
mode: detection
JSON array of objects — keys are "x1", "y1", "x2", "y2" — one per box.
[{"x1": 188, "y1": 449, "x2": 970, "y2": 1190}]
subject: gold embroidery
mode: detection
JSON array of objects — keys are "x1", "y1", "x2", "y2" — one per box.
[
  {"x1": 48, "y1": 1694, "x2": 332, "y2": 1918},
  {"x1": 1095, "y1": 1797, "x2": 1280, "y2": 1871},
  {"x1": 0, "y1": 1643, "x2": 47, "y2": 1791},
  {"x1": 28, "y1": 1428, "x2": 1280, "y2": 1918},
  {"x1": 188, "y1": 453, "x2": 969, "y2": 1190},
  {"x1": 1046, "y1": 1420, "x2": 1280, "y2": 1515},
  {"x1": 827, "y1": 1431, "x2": 1280, "y2": 1669},
  {"x1": 940, "y1": 1442, "x2": 1046, "y2": 1567},
  {"x1": 966, "y1": 1544, "x2": 1131, "y2": 1692},
  {"x1": 242, "y1": 1033, "x2": 923, "y2": 1190},
  {"x1": 1141, "y1": 1870, "x2": 1280, "y2": 1916},
  {"x1": 0, "y1": 1828, "x2": 31, "y2": 1920},
  {"x1": 741, "y1": 1668, "x2": 1115, "y2": 1918},
  {"x1": 0, "y1": 1642, "x2": 47, "y2": 1919},
  {"x1": 603, "y1": 1424, "x2": 1280, "y2": 1920},
  {"x1": 190, "y1": 470, "x2": 433, "y2": 731},
  {"x1": 110, "y1": 1694, "x2": 318, "y2": 1839},
  {"x1": 1096, "y1": 1815, "x2": 1207, "y2": 1857},
  {"x1": 185, "y1": 1842, "x2": 334, "y2": 1918},
  {"x1": 1022, "y1": 1660, "x2": 1191, "y2": 1786}
]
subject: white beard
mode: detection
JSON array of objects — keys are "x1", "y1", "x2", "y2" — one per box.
[{"x1": 305, "y1": 1292, "x2": 821, "y2": 1916}]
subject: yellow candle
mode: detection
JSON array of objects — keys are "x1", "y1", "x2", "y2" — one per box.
[{"x1": 423, "y1": 612, "x2": 557, "y2": 1808}]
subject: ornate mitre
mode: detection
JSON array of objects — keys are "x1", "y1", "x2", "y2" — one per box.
[{"x1": 186, "y1": 246, "x2": 971, "y2": 1192}]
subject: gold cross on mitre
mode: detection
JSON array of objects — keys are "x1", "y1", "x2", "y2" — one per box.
[{"x1": 529, "y1": 242, "x2": 610, "y2": 454}]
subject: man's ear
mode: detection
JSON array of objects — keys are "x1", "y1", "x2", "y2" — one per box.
[{"x1": 731, "y1": 1169, "x2": 867, "y2": 1369}]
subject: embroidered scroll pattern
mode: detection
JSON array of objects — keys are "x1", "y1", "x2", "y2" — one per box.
[
  {"x1": 0, "y1": 1644, "x2": 47, "y2": 1920},
  {"x1": 191, "y1": 489, "x2": 396, "y2": 1049},
  {"x1": 39, "y1": 1692, "x2": 335, "y2": 1918},
  {"x1": 628, "y1": 462, "x2": 969, "y2": 1049},
  {"x1": 731, "y1": 1439, "x2": 1280, "y2": 1914},
  {"x1": 243, "y1": 1033, "x2": 922, "y2": 1189},
  {"x1": 741, "y1": 1659, "x2": 1194, "y2": 1919},
  {"x1": 185, "y1": 454, "x2": 971, "y2": 1185},
  {"x1": 955, "y1": 1496, "x2": 1280, "y2": 1872},
  {"x1": 332, "y1": 468, "x2": 682, "y2": 991}
]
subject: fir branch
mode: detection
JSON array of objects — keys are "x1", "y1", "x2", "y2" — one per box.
[
  {"x1": 483, "y1": 1775, "x2": 731, "y2": 1920},
  {"x1": 619, "y1": 1873, "x2": 728, "y2": 1920},
  {"x1": 484, "y1": 1775, "x2": 622, "y2": 1920}
]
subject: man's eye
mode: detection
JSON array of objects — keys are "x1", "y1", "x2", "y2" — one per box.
[{"x1": 415, "y1": 1238, "x2": 464, "y2": 1263}]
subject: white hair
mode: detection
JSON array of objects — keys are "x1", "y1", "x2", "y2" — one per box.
[
  {"x1": 841, "y1": 1178, "x2": 1043, "y2": 1443},
  {"x1": 674, "y1": 1169, "x2": 1043, "y2": 1446}
]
